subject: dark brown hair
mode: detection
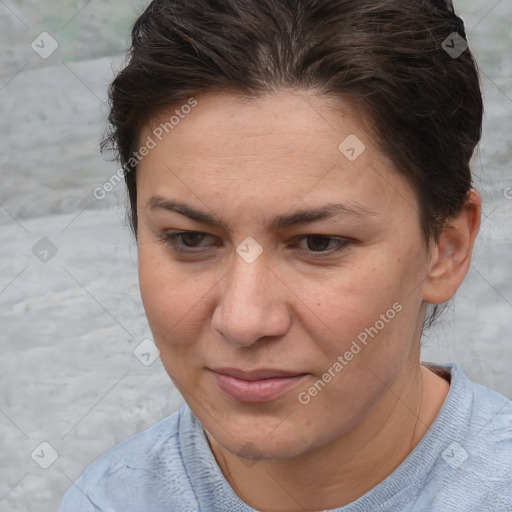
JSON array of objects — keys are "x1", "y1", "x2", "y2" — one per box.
[{"x1": 103, "y1": 0, "x2": 483, "y2": 325}]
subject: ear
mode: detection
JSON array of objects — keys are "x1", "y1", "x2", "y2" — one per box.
[{"x1": 422, "y1": 189, "x2": 481, "y2": 304}]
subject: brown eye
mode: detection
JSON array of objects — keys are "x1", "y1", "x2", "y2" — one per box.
[
  {"x1": 305, "y1": 235, "x2": 333, "y2": 252},
  {"x1": 295, "y1": 235, "x2": 351, "y2": 258},
  {"x1": 179, "y1": 232, "x2": 208, "y2": 247},
  {"x1": 157, "y1": 231, "x2": 216, "y2": 253}
]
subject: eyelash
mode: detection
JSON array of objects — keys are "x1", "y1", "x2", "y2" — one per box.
[{"x1": 156, "y1": 231, "x2": 351, "y2": 258}]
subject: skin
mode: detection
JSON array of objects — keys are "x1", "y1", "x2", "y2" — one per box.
[{"x1": 136, "y1": 90, "x2": 481, "y2": 511}]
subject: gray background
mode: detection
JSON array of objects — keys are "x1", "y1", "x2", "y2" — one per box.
[{"x1": 0, "y1": 0, "x2": 510, "y2": 510}]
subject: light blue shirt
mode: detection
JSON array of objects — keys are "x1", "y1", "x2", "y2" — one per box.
[{"x1": 59, "y1": 363, "x2": 512, "y2": 511}]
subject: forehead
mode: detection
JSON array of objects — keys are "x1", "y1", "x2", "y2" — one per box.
[
  {"x1": 144, "y1": 90, "x2": 369, "y2": 158},
  {"x1": 137, "y1": 90, "x2": 417, "y2": 224}
]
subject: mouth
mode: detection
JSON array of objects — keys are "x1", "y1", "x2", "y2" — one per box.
[{"x1": 209, "y1": 367, "x2": 309, "y2": 403}]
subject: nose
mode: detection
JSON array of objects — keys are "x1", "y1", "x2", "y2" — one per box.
[{"x1": 211, "y1": 253, "x2": 292, "y2": 348}]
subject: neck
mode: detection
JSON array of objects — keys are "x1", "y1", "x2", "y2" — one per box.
[{"x1": 206, "y1": 363, "x2": 449, "y2": 511}]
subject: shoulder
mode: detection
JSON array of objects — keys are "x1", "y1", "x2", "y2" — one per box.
[
  {"x1": 419, "y1": 363, "x2": 512, "y2": 511},
  {"x1": 428, "y1": 362, "x2": 512, "y2": 432},
  {"x1": 85, "y1": 405, "x2": 183, "y2": 476},
  {"x1": 434, "y1": 363, "x2": 512, "y2": 461},
  {"x1": 446, "y1": 363, "x2": 512, "y2": 436},
  {"x1": 461, "y1": 366, "x2": 512, "y2": 471},
  {"x1": 59, "y1": 405, "x2": 200, "y2": 511}
]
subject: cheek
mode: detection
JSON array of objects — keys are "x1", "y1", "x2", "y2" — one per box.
[
  {"x1": 308, "y1": 263, "x2": 388, "y2": 332},
  {"x1": 292, "y1": 272, "x2": 413, "y2": 430},
  {"x1": 137, "y1": 243, "x2": 212, "y2": 349},
  {"x1": 302, "y1": 253, "x2": 418, "y2": 371}
]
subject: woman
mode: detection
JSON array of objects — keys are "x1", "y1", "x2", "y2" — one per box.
[{"x1": 60, "y1": 0, "x2": 512, "y2": 510}]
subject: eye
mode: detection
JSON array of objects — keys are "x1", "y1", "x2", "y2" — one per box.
[
  {"x1": 157, "y1": 231, "x2": 216, "y2": 252},
  {"x1": 156, "y1": 231, "x2": 351, "y2": 259},
  {"x1": 294, "y1": 235, "x2": 350, "y2": 257}
]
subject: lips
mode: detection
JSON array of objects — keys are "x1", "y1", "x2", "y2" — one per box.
[{"x1": 209, "y1": 367, "x2": 308, "y2": 402}]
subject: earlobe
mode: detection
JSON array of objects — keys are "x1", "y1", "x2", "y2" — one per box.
[{"x1": 422, "y1": 189, "x2": 481, "y2": 304}]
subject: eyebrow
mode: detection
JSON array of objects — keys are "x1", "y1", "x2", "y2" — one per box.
[{"x1": 147, "y1": 196, "x2": 377, "y2": 231}]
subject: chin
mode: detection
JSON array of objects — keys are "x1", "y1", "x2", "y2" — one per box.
[{"x1": 205, "y1": 410, "x2": 318, "y2": 461}]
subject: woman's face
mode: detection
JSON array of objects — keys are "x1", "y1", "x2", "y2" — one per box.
[{"x1": 136, "y1": 90, "x2": 432, "y2": 460}]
